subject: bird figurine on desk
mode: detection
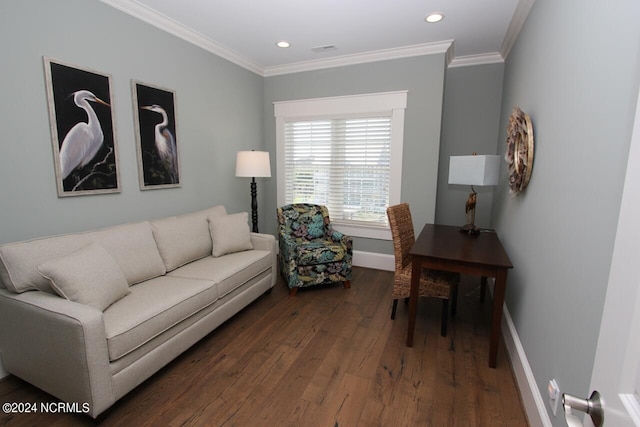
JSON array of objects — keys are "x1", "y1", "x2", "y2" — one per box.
[
  {"x1": 463, "y1": 190, "x2": 480, "y2": 234},
  {"x1": 141, "y1": 104, "x2": 178, "y2": 184}
]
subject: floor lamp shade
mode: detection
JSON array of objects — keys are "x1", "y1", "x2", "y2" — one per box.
[
  {"x1": 448, "y1": 155, "x2": 500, "y2": 233},
  {"x1": 235, "y1": 151, "x2": 271, "y2": 233},
  {"x1": 235, "y1": 151, "x2": 271, "y2": 178}
]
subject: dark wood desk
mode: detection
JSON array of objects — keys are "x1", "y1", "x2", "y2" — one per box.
[{"x1": 407, "y1": 224, "x2": 513, "y2": 368}]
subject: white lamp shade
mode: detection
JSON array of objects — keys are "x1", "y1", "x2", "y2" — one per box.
[
  {"x1": 448, "y1": 155, "x2": 500, "y2": 186},
  {"x1": 235, "y1": 151, "x2": 271, "y2": 178}
]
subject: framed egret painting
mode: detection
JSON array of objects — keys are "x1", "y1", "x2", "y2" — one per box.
[
  {"x1": 132, "y1": 81, "x2": 180, "y2": 190},
  {"x1": 43, "y1": 57, "x2": 120, "y2": 197}
]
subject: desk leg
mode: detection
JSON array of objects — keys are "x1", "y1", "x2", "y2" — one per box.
[
  {"x1": 489, "y1": 269, "x2": 508, "y2": 368},
  {"x1": 406, "y1": 258, "x2": 421, "y2": 347}
]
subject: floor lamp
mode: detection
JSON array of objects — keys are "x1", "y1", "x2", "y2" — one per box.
[
  {"x1": 236, "y1": 150, "x2": 271, "y2": 233},
  {"x1": 448, "y1": 154, "x2": 500, "y2": 234}
]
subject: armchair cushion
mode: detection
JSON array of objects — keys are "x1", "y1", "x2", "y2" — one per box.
[
  {"x1": 296, "y1": 239, "x2": 347, "y2": 266},
  {"x1": 280, "y1": 204, "x2": 331, "y2": 239}
]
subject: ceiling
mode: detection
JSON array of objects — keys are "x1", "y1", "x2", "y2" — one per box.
[{"x1": 101, "y1": 0, "x2": 532, "y2": 76}]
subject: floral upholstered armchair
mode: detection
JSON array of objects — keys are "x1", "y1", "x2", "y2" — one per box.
[{"x1": 276, "y1": 204, "x2": 352, "y2": 296}]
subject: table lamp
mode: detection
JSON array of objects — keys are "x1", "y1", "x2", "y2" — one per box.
[
  {"x1": 448, "y1": 154, "x2": 500, "y2": 234},
  {"x1": 236, "y1": 150, "x2": 271, "y2": 233}
]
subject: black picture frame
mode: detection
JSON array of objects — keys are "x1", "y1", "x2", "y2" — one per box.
[{"x1": 43, "y1": 57, "x2": 120, "y2": 197}]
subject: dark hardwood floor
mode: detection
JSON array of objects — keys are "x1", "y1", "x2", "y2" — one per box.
[{"x1": 0, "y1": 267, "x2": 528, "y2": 426}]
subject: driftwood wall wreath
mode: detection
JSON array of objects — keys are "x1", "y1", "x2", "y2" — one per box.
[{"x1": 505, "y1": 106, "x2": 534, "y2": 195}]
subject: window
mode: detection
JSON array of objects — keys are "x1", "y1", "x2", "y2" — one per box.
[{"x1": 274, "y1": 91, "x2": 407, "y2": 240}]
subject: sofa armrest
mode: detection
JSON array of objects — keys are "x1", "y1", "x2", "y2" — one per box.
[
  {"x1": 250, "y1": 232, "x2": 275, "y2": 252},
  {"x1": 250, "y1": 233, "x2": 277, "y2": 287},
  {"x1": 0, "y1": 289, "x2": 114, "y2": 417}
]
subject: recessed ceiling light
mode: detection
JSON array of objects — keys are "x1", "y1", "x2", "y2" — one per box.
[
  {"x1": 425, "y1": 12, "x2": 444, "y2": 23},
  {"x1": 276, "y1": 41, "x2": 290, "y2": 48}
]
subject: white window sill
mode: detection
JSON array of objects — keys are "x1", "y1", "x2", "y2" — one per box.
[{"x1": 332, "y1": 221, "x2": 391, "y2": 240}]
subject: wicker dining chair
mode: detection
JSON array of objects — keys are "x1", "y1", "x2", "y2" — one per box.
[{"x1": 386, "y1": 203, "x2": 460, "y2": 336}]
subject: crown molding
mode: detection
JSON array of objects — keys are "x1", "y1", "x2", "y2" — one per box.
[
  {"x1": 101, "y1": 0, "x2": 523, "y2": 76},
  {"x1": 501, "y1": 0, "x2": 536, "y2": 60},
  {"x1": 100, "y1": 0, "x2": 264, "y2": 75},
  {"x1": 263, "y1": 40, "x2": 454, "y2": 77},
  {"x1": 449, "y1": 52, "x2": 504, "y2": 68}
]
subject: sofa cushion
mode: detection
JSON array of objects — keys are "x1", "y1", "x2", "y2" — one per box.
[
  {"x1": 151, "y1": 205, "x2": 227, "y2": 272},
  {"x1": 0, "y1": 221, "x2": 165, "y2": 293},
  {"x1": 93, "y1": 222, "x2": 167, "y2": 285},
  {"x1": 168, "y1": 250, "x2": 272, "y2": 298},
  {"x1": 37, "y1": 243, "x2": 130, "y2": 311},
  {"x1": 208, "y1": 212, "x2": 253, "y2": 257},
  {"x1": 103, "y1": 276, "x2": 219, "y2": 361}
]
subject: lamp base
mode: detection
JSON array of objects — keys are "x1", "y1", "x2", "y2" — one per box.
[
  {"x1": 460, "y1": 188, "x2": 479, "y2": 235},
  {"x1": 250, "y1": 178, "x2": 258, "y2": 233},
  {"x1": 460, "y1": 223, "x2": 480, "y2": 235}
]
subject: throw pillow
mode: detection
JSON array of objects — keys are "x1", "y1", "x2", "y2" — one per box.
[
  {"x1": 37, "y1": 242, "x2": 131, "y2": 311},
  {"x1": 208, "y1": 212, "x2": 253, "y2": 257},
  {"x1": 151, "y1": 205, "x2": 227, "y2": 272}
]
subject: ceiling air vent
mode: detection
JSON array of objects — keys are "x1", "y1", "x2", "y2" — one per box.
[{"x1": 311, "y1": 45, "x2": 337, "y2": 53}]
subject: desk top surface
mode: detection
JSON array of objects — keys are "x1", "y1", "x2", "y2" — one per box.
[{"x1": 411, "y1": 224, "x2": 513, "y2": 269}]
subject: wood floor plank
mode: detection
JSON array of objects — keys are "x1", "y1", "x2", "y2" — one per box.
[
  {"x1": 324, "y1": 372, "x2": 372, "y2": 427},
  {"x1": 0, "y1": 268, "x2": 529, "y2": 426}
]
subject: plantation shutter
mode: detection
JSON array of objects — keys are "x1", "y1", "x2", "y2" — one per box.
[{"x1": 283, "y1": 114, "x2": 391, "y2": 227}]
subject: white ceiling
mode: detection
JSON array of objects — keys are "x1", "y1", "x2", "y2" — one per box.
[{"x1": 101, "y1": 0, "x2": 532, "y2": 76}]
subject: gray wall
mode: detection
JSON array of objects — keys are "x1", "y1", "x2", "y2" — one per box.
[
  {"x1": 6, "y1": 3, "x2": 639, "y2": 424},
  {"x1": 0, "y1": 0, "x2": 264, "y2": 245},
  {"x1": 436, "y1": 63, "x2": 505, "y2": 228},
  {"x1": 263, "y1": 55, "x2": 447, "y2": 254},
  {"x1": 493, "y1": 0, "x2": 640, "y2": 424}
]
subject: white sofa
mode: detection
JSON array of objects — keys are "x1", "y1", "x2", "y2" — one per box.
[{"x1": 0, "y1": 205, "x2": 276, "y2": 418}]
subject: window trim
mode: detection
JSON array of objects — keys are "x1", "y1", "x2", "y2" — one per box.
[{"x1": 274, "y1": 91, "x2": 407, "y2": 240}]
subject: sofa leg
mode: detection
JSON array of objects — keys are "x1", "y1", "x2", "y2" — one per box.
[
  {"x1": 343, "y1": 280, "x2": 351, "y2": 289},
  {"x1": 289, "y1": 287, "x2": 298, "y2": 297}
]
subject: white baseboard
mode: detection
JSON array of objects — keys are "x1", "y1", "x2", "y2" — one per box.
[
  {"x1": 353, "y1": 250, "x2": 395, "y2": 271},
  {"x1": 476, "y1": 278, "x2": 551, "y2": 426},
  {"x1": 501, "y1": 296, "x2": 552, "y2": 426}
]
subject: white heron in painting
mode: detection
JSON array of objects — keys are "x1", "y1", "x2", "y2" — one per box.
[
  {"x1": 141, "y1": 104, "x2": 178, "y2": 184},
  {"x1": 59, "y1": 90, "x2": 110, "y2": 179}
]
